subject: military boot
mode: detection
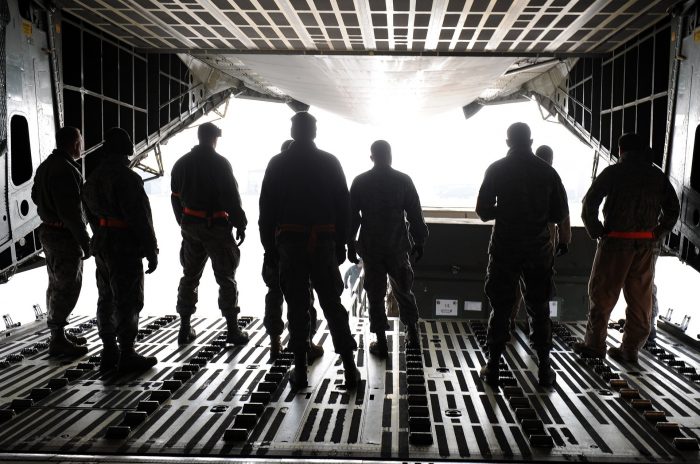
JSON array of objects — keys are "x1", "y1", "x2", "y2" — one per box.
[
  {"x1": 118, "y1": 345, "x2": 157, "y2": 374},
  {"x1": 342, "y1": 352, "x2": 361, "y2": 390},
  {"x1": 480, "y1": 353, "x2": 501, "y2": 388},
  {"x1": 406, "y1": 322, "x2": 421, "y2": 349},
  {"x1": 269, "y1": 335, "x2": 283, "y2": 362},
  {"x1": 225, "y1": 314, "x2": 249, "y2": 345},
  {"x1": 65, "y1": 331, "x2": 87, "y2": 346},
  {"x1": 369, "y1": 331, "x2": 388, "y2": 359},
  {"x1": 100, "y1": 339, "x2": 120, "y2": 372},
  {"x1": 289, "y1": 351, "x2": 308, "y2": 390},
  {"x1": 307, "y1": 340, "x2": 324, "y2": 365},
  {"x1": 49, "y1": 329, "x2": 88, "y2": 357},
  {"x1": 537, "y1": 353, "x2": 557, "y2": 387},
  {"x1": 177, "y1": 315, "x2": 197, "y2": 345}
]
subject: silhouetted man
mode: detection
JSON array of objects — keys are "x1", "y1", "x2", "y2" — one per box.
[
  {"x1": 259, "y1": 111, "x2": 359, "y2": 389},
  {"x1": 262, "y1": 139, "x2": 323, "y2": 361},
  {"x1": 510, "y1": 145, "x2": 571, "y2": 335},
  {"x1": 83, "y1": 128, "x2": 159, "y2": 373},
  {"x1": 348, "y1": 140, "x2": 428, "y2": 358},
  {"x1": 476, "y1": 123, "x2": 570, "y2": 388},
  {"x1": 575, "y1": 133, "x2": 679, "y2": 363},
  {"x1": 171, "y1": 122, "x2": 249, "y2": 346},
  {"x1": 31, "y1": 126, "x2": 90, "y2": 357}
]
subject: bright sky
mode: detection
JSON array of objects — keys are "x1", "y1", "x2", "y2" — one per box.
[{"x1": 2, "y1": 97, "x2": 699, "y2": 338}]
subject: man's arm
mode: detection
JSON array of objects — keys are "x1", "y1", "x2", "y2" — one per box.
[
  {"x1": 476, "y1": 165, "x2": 497, "y2": 221},
  {"x1": 349, "y1": 178, "x2": 362, "y2": 245},
  {"x1": 333, "y1": 158, "x2": 351, "y2": 247},
  {"x1": 220, "y1": 160, "x2": 248, "y2": 231},
  {"x1": 655, "y1": 178, "x2": 680, "y2": 237},
  {"x1": 581, "y1": 168, "x2": 611, "y2": 240},
  {"x1": 404, "y1": 176, "x2": 428, "y2": 245},
  {"x1": 54, "y1": 167, "x2": 91, "y2": 256},
  {"x1": 258, "y1": 161, "x2": 277, "y2": 254},
  {"x1": 170, "y1": 163, "x2": 183, "y2": 225},
  {"x1": 557, "y1": 215, "x2": 572, "y2": 245},
  {"x1": 121, "y1": 174, "x2": 158, "y2": 258}
]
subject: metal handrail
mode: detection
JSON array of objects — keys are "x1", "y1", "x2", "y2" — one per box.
[{"x1": 349, "y1": 268, "x2": 367, "y2": 318}]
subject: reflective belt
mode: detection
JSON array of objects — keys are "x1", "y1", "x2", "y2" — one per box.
[
  {"x1": 276, "y1": 223, "x2": 336, "y2": 253},
  {"x1": 42, "y1": 221, "x2": 64, "y2": 228},
  {"x1": 182, "y1": 207, "x2": 228, "y2": 219},
  {"x1": 99, "y1": 217, "x2": 129, "y2": 229},
  {"x1": 606, "y1": 231, "x2": 654, "y2": 239}
]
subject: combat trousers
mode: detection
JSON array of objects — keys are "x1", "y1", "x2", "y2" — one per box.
[
  {"x1": 361, "y1": 251, "x2": 419, "y2": 333},
  {"x1": 40, "y1": 225, "x2": 83, "y2": 331},
  {"x1": 584, "y1": 241, "x2": 656, "y2": 354},
  {"x1": 177, "y1": 223, "x2": 240, "y2": 318},
  {"x1": 278, "y1": 237, "x2": 356, "y2": 354},
  {"x1": 485, "y1": 244, "x2": 554, "y2": 356},
  {"x1": 94, "y1": 249, "x2": 144, "y2": 348},
  {"x1": 262, "y1": 261, "x2": 318, "y2": 338}
]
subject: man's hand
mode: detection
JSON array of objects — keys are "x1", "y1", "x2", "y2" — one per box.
[
  {"x1": 555, "y1": 243, "x2": 569, "y2": 257},
  {"x1": 146, "y1": 252, "x2": 158, "y2": 274},
  {"x1": 411, "y1": 244, "x2": 424, "y2": 262},
  {"x1": 347, "y1": 243, "x2": 359, "y2": 264},
  {"x1": 80, "y1": 242, "x2": 91, "y2": 261},
  {"x1": 336, "y1": 244, "x2": 346, "y2": 265},
  {"x1": 236, "y1": 228, "x2": 246, "y2": 246}
]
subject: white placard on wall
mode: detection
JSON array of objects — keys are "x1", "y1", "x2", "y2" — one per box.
[
  {"x1": 436, "y1": 299, "x2": 458, "y2": 316},
  {"x1": 549, "y1": 300, "x2": 558, "y2": 318},
  {"x1": 465, "y1": 301, "x2": 482, "y2": 312}
]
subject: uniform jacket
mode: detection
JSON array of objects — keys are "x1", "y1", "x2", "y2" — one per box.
[
  {"x1": 258, "y1": 141, "x2": 350, "y2": 252},
  {"x1": 82, "y1": 156, "x2": 158, "y2": 257},
  {"x1": 31, "y1": 149, "x2": 90, "y2": 253},
  {"x1": 350, "y1": 164, "x2": 428, "y2": 256},
  {"x1": 170, "y1": 145, "x2": 247, "y2": 230},
  {"x1": 581, "y1": 151, "x2": 680, "y2": 249},
  {"x1": 477, "y1": 147, "x2": 569, "y2": 251}
]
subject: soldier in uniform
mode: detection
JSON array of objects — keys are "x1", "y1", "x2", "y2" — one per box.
[
  {"x1": 171, "y1": 122, "x2": 249, "y2": 346},
  {"x1": 575, "y1": 133, "x2": 679, "y2": 362},
  {"x1": 83, "y1": 127, "x2": 159, "y2": 372},
  {"x1": 259, "y1": 112, "x2": 359, "y2": 389},
  {"x1": 509, "y1": 145, "x2": 571, "y2": 336},
  {"x1": 31, "y1": 126, "x2": 90, "y2": 357},
  {"x1": 262, "y1": 139, "x2": 323, "y2": 361},
  {"x1": 476, "y1": 123, "x2": 570, "y2": 388},
  {"x1": 348, "y1": 140, "x2": 428, "y2": 358}
]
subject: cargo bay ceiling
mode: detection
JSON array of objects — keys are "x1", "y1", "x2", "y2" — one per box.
[{"x1": 59, "y1": 0, "x2": 674, "y2": 123}]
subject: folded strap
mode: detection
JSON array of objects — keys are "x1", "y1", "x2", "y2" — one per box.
[
  {"x1": 99, "y1": 217, "x2": 129, "y2": 229},
  {"x1": 606, "y1": 231, "x2": 654, "y2": 239}
]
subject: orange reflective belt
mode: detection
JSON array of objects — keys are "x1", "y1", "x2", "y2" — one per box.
[
  {"x1": 276, "y1": 223, "x2": 336, "y2": 253},
  {"x1": 607, "y1": 231, "x2": 654, "y2": 239},
  {"x1": 43, "y1": 221, "x2": 64, "y2": 228},
  {"x1": 182, "y1": 207, "x2": 228, "y2": 220},
  {"x1": 99, "y1": 217, "x2": 129, "y2": 229},
  {"x1": 171, "y1": 192, "x2": 181, "y2": 198}
]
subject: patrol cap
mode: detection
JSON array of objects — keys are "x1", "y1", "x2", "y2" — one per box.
[
  {"x1": 104, "y1": 127, "x2": 133, "y2": 157},
  {"x1": 506, "y1": 122, "x2": 531, "y2": 145},
  {"x1": 198, "y1": 122, "x2": 222, "y2": 140},
  {"x1": 535, "y1": 145, "x2": 553, "y2": 165}
]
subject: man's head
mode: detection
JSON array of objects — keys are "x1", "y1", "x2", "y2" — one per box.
[
  {"x1": 618, "y1": 133, "x2": 645, "y2": 160},
  {"x1": 290, "y1": 111, "x2": 317, "y2": 142},
  {"x1": 535, "y1": 145, "x2": 554, "y2": 165},
  {"x1": 198, "y1": 122, "x2": 222, "y2": 148},
  {"x1": 56, "y1": 126, "x2": 82, "y2": 159},
  {"x1": 506, "y1": 122, "x2": 532, "y2": 149},
  {"x1": 281, "y1": 139, "x2": 294, "y2": 151},
  {"x1": 370, "y1": 140, "x2": 392, "y2": 166},
  {"x1": 104, "y1": 127, "x2": 134, "y2": 157}
]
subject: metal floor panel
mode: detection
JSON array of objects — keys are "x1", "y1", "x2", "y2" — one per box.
[{"x1": 0, "y1": 315, "x2": 698, "y2": 463}]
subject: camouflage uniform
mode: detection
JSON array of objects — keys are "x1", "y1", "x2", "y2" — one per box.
[
  {"x1": 477, "y1": 148, "x2": 569, "y2": 358},
  {"x1": 581, "y1": 151, "x2": 679, "y2": 354},
  {"x1": 259, "y1": 141, "x2": 356, "y2": 355},
  {"x1": 261, "y1": 258, "x2": 319, "y2": 339},
  {"x1": 171, "y1": 145, "x2": 247, "y2": 318},
  {"x1": 83, "y1": 156, "x2": 158, "y2": 348},
  {"x1": 349, "y1": 165, "x2": 428, "y2": 333},
  {"x1": 31, "y1": 149, "x2": 90, "y2": 332}
]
